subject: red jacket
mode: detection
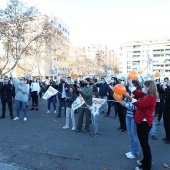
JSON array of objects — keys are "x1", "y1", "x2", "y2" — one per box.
[{"x1": 133, "y1": 90, "x2": 156, "y2": 126}]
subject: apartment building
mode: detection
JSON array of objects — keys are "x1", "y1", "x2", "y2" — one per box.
[{"x1": 119, "y1": 38, "x2": 170, "y2": 76}]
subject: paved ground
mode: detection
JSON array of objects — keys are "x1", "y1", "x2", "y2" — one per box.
[{"x1": 0, "y1": 98, "x2": 169, "y2": 170}]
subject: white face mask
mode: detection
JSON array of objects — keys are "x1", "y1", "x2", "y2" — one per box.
[
  {"x1": 121, "y1": 81, "x2": 125, "y2": 85},
  {"x1": 142, "y1": 88, "x2": 147, "y2": 94},
  {"x1": 111, "y1": 80, "x2": 114, "y2": 83}
]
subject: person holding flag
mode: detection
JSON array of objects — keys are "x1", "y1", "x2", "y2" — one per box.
[
  {"x1": 75, "y1": 78, "x2": 93, "y2": 133},
  {"x1": 45, "y1": 79, "x2": 58, "y2": 114}
]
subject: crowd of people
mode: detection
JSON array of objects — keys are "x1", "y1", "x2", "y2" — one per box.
[{"x1": 0, "y1": 73, "x2": 170, "y2": 170}]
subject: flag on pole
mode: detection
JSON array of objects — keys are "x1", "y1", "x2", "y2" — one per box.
[{"x1": 42, "y1": 86, "x2": 58, "y2": 99}]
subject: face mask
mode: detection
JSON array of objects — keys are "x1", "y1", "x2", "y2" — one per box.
[
  {"x1": 101, "y1": 80, "x2": 104, "y2": 83},
  {"x1": 111, "y1": 80, "x2": 114, "y2": 83},
  {"x1": 20, "y1": 81, "x2": 24, "y2": 84},
  {"x1": 33, "y1": 79, "x2": 36, "y2": 82},
  {"x1": 74, "y1": 81, "x2": 77, "y2": 84},
  {"x1": 155, "y1": 81, "x2": 159, "y2": 85},
  {"x1": 84, "y1": 83, "x2": 87, "y2": 87},
  {"x1": 142, "y1": 88, "x2": 147, "y2": 94},
  {"x1": 61, "y1": 81, "x2": 65, "y2": 83},
  {"x1": 46, "y1": 81, "x2": 49, "y2": 85},
  {"x1": 121, "y1": 81, "x2": 125, "y2": 85},
  {"x1": 89, "y1": 83, "x2": 93, "y2": 85},
  {"x1": 163, "y1": 82, "x2": 167, "y2": 86},
  {"x1": 69, "y1": 89, "x2": 73, "y2": 93}
]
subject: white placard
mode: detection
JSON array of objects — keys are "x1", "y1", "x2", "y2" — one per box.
[{"x1": 42, "y1": 86, "x2": 58, "y2": 99}]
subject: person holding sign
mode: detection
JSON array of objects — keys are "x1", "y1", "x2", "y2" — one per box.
[
  {"x1": 88, "y1": 92, "x2": 101, "y2": 137},
  {"x1": 45, "y1": 79, "x2": 58, "y2": 114},
  {"x1": 63, "y1": 87, "x2": 77, "y2": 130},
  {"x1": 75, "y1": 78, "x2": 93, "y2": 133}
]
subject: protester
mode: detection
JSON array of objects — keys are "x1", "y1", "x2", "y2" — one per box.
[
  {"x1": 63, "y1": 86, "x2": 77, "y2": 130},
  {"x1": 75, "y1": 78, "x2": 93, "y2": 133},
  {"x1": 46, "y1": 79, "x2": 58, "y2": 114},
  {"x1": 125, "y1": 80, "x2": 158, "y2": 170},
  {"x1": 0, "y1": 76, "x2": 13, "y2": 119},
  {"x1": 88, "y1": 91, "x2": 100, "y2": 137},
  {"x1": 96, "y1": 78, "x2": 108, "y2": 115},
  {"x1": 11, "y1": 74, "x2": 29, "y2": 121},
  {"x1": 162, "y1": 77, "x2": 170, "y2": 144},
  {"x1": 30, "y1": 77, "x2": 40, "y2": 111},
  {"x1": 56, "y1": 78, "x2": 69, "y2": 117}
]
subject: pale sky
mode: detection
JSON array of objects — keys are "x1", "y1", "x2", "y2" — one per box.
[{"x1": 1, "y1": 0, "x2": 170, "y2": 50}]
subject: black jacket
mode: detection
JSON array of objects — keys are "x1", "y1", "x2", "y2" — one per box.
[
  {"x1": 96, "y1": 82, "x2": 108, "y2": 97},
  {"x1": 58, "y1": 82, "x2": 69, "y2": 99},
  {"x1": 66, "y1": 93, "x2": 77, "y2": 108},
  {"x1": 0, "y1": 83, "x2": 12, "y2": 101}
]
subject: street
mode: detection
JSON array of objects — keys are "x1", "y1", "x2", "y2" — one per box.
[{"x1": 0, "y1": 98, "x2": 169, "y2": 170}]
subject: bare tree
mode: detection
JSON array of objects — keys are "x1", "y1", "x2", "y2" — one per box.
[{"x1": 0, "y1": 0, "x2": 60, "y2": 76}]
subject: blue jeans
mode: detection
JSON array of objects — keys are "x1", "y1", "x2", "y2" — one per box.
[
  {"x1": 126, "y1": 116, "x2": 140, "y2": 157},
  {"x1": 149, "y1": 121, "x2": 156, "y2": 136},
  {"x1": 48, "y1": 96, "x2": 56, "y2": 110},
  {"x1": 16, "y1": 100, "x2": 27, "y2": 117},
  {"x1": 91, "y1": 114, "x2": 99, "y2": 134},
  {"x1": 99, "y1": 96, "x2": 108, "y2": 113}
]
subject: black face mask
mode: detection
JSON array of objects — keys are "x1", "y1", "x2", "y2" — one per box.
[
  {"x1": 84, "y1": 83, "x2": 87, "y2": 87},
  {"x1": 89, "y1": 83, "x2": 93, "y2": 85},
  {"x1": 61, "y1": 81, "x2": 65, "y2": 83},
  {"x1": 74, "y1": 81, "x2": 77, "y2": 84}
]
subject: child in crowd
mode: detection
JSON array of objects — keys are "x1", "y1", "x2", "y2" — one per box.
[
  {"x1": 63, "y1": 86, "x2": 77, "y2": 130},
  {"x1": 88, "y1": 92, "x2": 101, "y2": 137}
]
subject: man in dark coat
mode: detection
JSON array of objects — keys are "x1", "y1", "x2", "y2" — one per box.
[
  {"x1": 0, "y1": 76, "x2": 13, "y2": 119},
  {"x1": 56, "y1": 78, "x2": 69, "y2": 117}
]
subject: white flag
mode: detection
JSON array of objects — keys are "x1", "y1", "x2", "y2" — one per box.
[
  {"x1": 42, "y1": 86, "x2": 58, "y2": 99},
  {"x1": 71, "y1": 95, "x2": 85, "y2": 110},
  {"x1": 91, "y1": 98, "x2": 106, "y2": 116}
]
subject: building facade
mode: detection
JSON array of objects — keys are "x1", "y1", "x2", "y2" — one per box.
[{"x1": 119, "y1": 38, "x2": 170, "y2": 76}]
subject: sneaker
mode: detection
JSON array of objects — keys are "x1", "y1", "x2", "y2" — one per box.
[
  {"x1": 46, "y1": 110, "x2": 50, "y2": 114},
  {"x1": 125, "y1": 152, "x2": 131, "y2": 156},
  {"x1": 71, "y1": 127, "x2": 76, "y2": 131},
  {"x1": 14, "y1": 117, "x2": 19, "y2": 120},
  {"x1": 155, "y1": 121, "x2": 160, "y2": 125},
  {"x1": 136, "y1": 160, "x2": 142, "y2": 166},
  {"x1": 54, "y1": 110, "x2": 57, "y2": 114},
  {"x1": 23, "y1": 117, "x2": 27, "y2": 121},
  {"x1": 126, "y1": 153, "x2": 136, "y2": 159},
  {"x1": 120, "y1": 129, "x2": 127, "y2": 133},
  {"x1": 63, "y1": 126, "x2": 69, "y2": 129},
  {"x1": 135, "y1": 166, "x2": 143, "y2": 170},
  {"x1": 92, "y1": 133, "x2": 98, "y2": 137},
  {"x1": 151, "y1": 135, "x2": 157, "y2": 140}
]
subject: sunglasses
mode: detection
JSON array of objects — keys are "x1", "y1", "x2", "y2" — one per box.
[{"x1": 121, "y1": 80, "x2": 125, "y2": 81}]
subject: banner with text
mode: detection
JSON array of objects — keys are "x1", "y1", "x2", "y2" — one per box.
[
  {"x1": 71, "y1": 95, "x2": 85, "y2": 110},
  {"x1": 42, "y1": 86, "x2": 58, "y2": 99}
]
